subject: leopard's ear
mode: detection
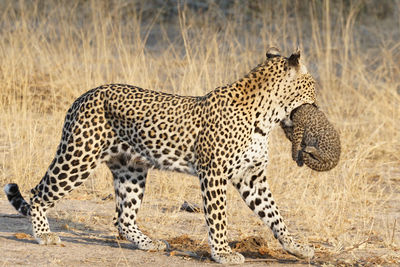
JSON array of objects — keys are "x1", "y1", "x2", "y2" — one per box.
[
  {"x1": 288, "y1": 49, "x2": 300, "y2": 67},
  {"x1": 266, "y1": 47, "x2": 281, "y2": 58}
]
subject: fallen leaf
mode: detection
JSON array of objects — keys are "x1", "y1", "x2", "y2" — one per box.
[
  {"x1": 15, "y1": 233, "x2": 32, "y2": 240},
  {"x1": 258, "y1": 246, "x2": 270, "y2": 255}
]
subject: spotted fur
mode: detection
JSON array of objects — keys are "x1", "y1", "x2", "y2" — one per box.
[
  {"x1": 281, "y1": 103, "x2": 340, "y2": 171},
  {"x1": 4, "y1": 48, "x2": 316, "y2": 264}
]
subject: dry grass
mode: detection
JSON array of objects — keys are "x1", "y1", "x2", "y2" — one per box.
[{"x1": 0, "y1": 0, "x2": 399, "y2": 264}]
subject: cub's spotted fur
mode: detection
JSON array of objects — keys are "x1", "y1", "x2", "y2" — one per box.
[
  {"x1": 5, "y1": 48, "x2": 316, "y2": 264},
  {"x1": 281, "y1": 103, "x2": 340, "y2": 171}
]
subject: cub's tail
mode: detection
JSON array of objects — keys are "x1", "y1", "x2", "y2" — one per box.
[{"x1": 4, "y1": 183, "x2": 31, "y2": 216}]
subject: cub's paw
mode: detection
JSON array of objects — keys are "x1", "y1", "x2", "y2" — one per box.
[
  {"x1": 303, "y1": 146, "x2": 318, "y2": 155},
  {"x1": 295, "y1": 150, "x2": 304, "y2": 167},
  {"x1": 304, "y1": 146, "x2": 324, "y2": 162},
  {"x1": 212, "y1": 251, "x2": 245, "y2": 264},
  {"x1": 36, "y1": 233, "x2": 61, "y2": 245}
]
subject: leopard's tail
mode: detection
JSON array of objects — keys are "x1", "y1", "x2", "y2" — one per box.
[{"x1": 4, "y1": 183, "x2": 31, "y2": 216}]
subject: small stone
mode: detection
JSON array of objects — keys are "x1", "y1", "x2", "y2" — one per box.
[{"x1": 180, "y1": 201, "x2": 201, "y2": 213}]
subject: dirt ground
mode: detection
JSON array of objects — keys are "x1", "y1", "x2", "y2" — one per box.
[
  {"x1": 0, "y1": 199, "x2": 303, "y2": 267},
  {"x1": 1, "y1": 196, "x2": 399, "y2": 267}
]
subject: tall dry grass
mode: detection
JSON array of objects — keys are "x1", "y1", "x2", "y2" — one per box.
[{"x1": 0, "y1": 0, "x2": 399, "y2": 262}]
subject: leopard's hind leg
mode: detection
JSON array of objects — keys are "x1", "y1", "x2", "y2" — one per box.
[
  {"x1": 107, "y1": 153, "x2": 167, "y2": 251},
  {"x1": 4, "y1": 91, "x2": 111, "y2": 244},
  {"x1": 4, "y1": 137, "x2": 103, "y2": 244}
]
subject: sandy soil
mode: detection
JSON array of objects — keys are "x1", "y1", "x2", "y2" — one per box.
[
  {"x1": 1, "y1": 197, "x2": 399, "y2": 267},
  {"x1": 0, "y1": 199, "x2": 306, "y2": 267}
]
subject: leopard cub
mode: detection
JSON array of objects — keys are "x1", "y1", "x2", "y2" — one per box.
[{"x1": 281, "y1": 103, "x2": 340, "y2": 171}]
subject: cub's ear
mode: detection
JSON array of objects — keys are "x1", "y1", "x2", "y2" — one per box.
[
  {"x1": 288, "y1": 49, "x2": 300, "y2": 67},
  {"x1": 266, "y1": 47, "x2": 281, "y2": 58}
]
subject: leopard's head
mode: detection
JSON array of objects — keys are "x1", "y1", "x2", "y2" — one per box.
[{"x1": 261, "y1": 48, "x2": 317, "y2": 116}]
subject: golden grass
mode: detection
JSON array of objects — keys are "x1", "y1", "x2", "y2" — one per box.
[{"x1": 0, "y1": 0, "x2": 399, "y2": 264}]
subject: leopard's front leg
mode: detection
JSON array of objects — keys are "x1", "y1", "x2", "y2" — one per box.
[
  {"x1": 232, "y1": 169, "x2": 314, "y2": 259},
  {"x1": 198, "y1": 171, "x2": 245, "y2": 264}
]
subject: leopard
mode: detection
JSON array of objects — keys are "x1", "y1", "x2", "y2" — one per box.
[
  {"x1": 281, "y1": 103, "x2": 341, "y2": 171},
  {"x1": 4, "y1": 47, "x2": 317, "y2": 264}
]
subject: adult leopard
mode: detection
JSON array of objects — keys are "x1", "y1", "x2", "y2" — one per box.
[{"x1": 5, "y1": 48, "x2": 316, "y2": 264}]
